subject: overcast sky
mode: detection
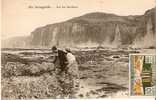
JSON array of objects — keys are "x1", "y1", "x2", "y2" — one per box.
[{"x1": 2, "y1": 0, "x2": 156, "y2": 39}]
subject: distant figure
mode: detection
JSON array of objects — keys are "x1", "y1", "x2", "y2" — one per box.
[{"x1": 65, "y1": 48, "x2": 79, "y2": 97}]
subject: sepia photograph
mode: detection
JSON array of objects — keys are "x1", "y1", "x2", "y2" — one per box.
[{"x1": 1, "y1": 0, "x2": 156, "y2": 99}]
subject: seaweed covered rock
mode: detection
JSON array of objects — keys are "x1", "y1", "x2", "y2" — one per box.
[
  {"x1": 2, "y1": 73, "x2": 62, "y2": 99},
  {"x1": 2, "y1": 62, "x2": 54, "y2": 77}
]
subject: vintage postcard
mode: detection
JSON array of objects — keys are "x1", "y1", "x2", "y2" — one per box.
[
  {"x1": 1, "y1": 0, "x2": 156, "y2": 99},
  {"x1": 130, "y1": 54, "x2": 156, "y2": 96}
]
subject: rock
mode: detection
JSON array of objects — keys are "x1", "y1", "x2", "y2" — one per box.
[{"x1": 112, "y1": 55, "x2": 120, "y2": 59}]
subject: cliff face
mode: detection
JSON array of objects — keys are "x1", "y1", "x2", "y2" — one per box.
[
  {"x1": 133, "y1": 8, "x2": 156, "y2": 48},
  {"x1": 2, "y1": 8, "x2": 156, "y2": 48},
  {"x1": 2, "y1": 36, "x2": 30, "y2": 48},
  {"x1": 29, "y1": 8, "x2": 155, "y2": 48}
]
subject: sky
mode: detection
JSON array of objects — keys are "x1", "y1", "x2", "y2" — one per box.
[{"x1": 2, "y1": 0, "x2": 156, "y2": 39}]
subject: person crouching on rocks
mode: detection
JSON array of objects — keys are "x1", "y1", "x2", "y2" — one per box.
[
  {"x1": 51, "y1": 46, "x2": 69, "y2": 97},
  {"x1": 65, "y1": 48, "x2": 80, "y2": 97}
]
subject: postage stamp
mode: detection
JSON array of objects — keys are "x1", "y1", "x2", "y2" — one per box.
[{"x1": 130, "y1": 54, "x2": 156, "y2": 96}]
